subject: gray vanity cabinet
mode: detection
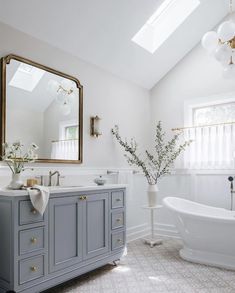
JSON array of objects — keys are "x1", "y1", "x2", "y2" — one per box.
[
  {"x1": 0, "y1": 187, "x2": 126, "y2": 293},
  {"x1": 49, "y1": 196, "x2": 83, "y2": 273},
  {"x1": 83, "y1": 193, "x2": 109, "y2": 260}
]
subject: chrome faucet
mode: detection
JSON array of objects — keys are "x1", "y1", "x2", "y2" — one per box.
[{"x1": 49, "y1": 171, "x2": 61, "y2": 186}]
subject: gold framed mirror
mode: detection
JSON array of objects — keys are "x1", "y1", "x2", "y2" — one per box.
[{"x1": 0, "y1": 54, "x2": 83, "y2": 163}]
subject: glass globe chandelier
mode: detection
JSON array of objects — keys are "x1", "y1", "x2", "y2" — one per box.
[
  {"x1": 47, "y1": 79, "x2": 77, "y2": 115},
  {"x1": 201, "y1": 0, "x2": 235, "y2": 78}
]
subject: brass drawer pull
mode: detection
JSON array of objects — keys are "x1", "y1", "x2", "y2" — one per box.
[
  {"x1": 79, "y1": 196, "x2": 87, "y2": 200},
  {"x1": 30, "y1": 266, "x2": 37, "y2": 272},
  {"x1": 30, "y1": 237, "x2": 37, "y2": 244},
  {"x1": 117, "y1": 238, "x2": 122, "y2": 243},
  {"x1": 116, "y1": 218, "x2": 122, "y2": 222},
  {"x1": 31, "y1": 208, "x2": 37, "y2": 214},
  {"x1": 116, "y1": 198, "x2": 121, "y2": 202}
]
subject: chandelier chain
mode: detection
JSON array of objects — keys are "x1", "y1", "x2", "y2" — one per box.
[{"x1": 230, "y1": 0, "x2": 233, "y2": 14}]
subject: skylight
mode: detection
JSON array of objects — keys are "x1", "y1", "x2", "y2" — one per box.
[
  {"x1": 9, "y1": 63, "x2": 45, "y2": 92},
  {"x1": 132, "y1": 0, "x2": 200, "y2": 54}
]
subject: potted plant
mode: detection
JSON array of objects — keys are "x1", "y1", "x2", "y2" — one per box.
[
  {"x1": 111, "y1": 121, "x2": 191, "y2": 206},
  {"x1": 2, "y1": 141, "x2": 39, "y2": 189}
]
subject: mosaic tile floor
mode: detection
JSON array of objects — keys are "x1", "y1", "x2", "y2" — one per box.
[{"x1": 44, "y1": 239, "x2": 235, "y2": 293}]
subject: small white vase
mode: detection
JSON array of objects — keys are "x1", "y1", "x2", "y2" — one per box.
[
  {"x1": 147, "y1": 184, "x2": 159, "y2": 207},
  {"x1": 8, "y1": 173, "x2": 24, "y2": 190}
]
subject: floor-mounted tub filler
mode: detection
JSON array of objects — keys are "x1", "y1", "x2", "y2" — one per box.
[{"x1": 163, "y1": 197, "x2": 235, "y2": 270}]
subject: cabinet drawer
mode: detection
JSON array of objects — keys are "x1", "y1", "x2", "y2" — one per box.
[
  {"x1": 19, "y1": 227, "x2": 45, "y2": 255},
  {"x1": 19, "y1": 255, "x2": 44, "y2": 284},
  {"x1": 19, "y1": 200, "x2": 44, "y2": 225},
  {"x1": 111, "y1": 212, "x2": 124, "y2": 230},
  {"x1": 112, "y1": 231, "x2": 125, "y2": 250},
  {"x1": 111, "y1": 191, "x2": 124, "y2": 209}
]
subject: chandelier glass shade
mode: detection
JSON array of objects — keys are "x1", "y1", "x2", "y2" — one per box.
[
  {"x1": 201, "y1": 1, "x2": 235, "y2": 78},
  {"x1": 47, "y1": 79, "x2": 77, "y2": 115}
]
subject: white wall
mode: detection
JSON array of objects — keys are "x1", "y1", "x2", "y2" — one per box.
[
  {"x1": 3, "y1": 20, "x2": 233, "y2": 242},
  {"x1": 6, "y1": 108, "x2": 44, "y2": 157},
  {"x1": 150, "y1": 44, "x2": 235, "y2": 131},
  {"x1": 150, "y1": 42, "x2": 235, "y2": 238},
  {"x1": 0, "y1": 21, "x2": 151, "y2": 241},
  {"x1": 0, "y1": 21, "x2": 151, "y2": 168}
]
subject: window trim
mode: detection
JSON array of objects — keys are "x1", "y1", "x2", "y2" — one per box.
[
  {"x1": 59, "y1": 120, "x2": 79, "y2": 141},
  {"x1": 184, "y1": 92, "x2": 235, "y2": 128}
]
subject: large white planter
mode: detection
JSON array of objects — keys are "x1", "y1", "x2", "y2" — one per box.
[
  {"x1": 8, "y1": 173, "x2": 24, "y2": 190},
  {"x1": 147, "y1": 184, "x2": 159, "y2": 207}
]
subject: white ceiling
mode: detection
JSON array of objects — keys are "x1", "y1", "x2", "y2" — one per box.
[
  {"x1": 0, "y1": 0, "x2": 229, "y2": 89},
  {"x1": 6, "y1": 60, "x2": 64, "y2": 112}
]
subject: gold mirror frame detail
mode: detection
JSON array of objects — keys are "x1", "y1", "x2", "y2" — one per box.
[{"x1": 0, "y1": 54, "x2": 83, "y2": 164}]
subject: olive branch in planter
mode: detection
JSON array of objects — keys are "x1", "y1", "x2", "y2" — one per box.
[{"x1": 111, "y1": 121, "x2": 192, "y2": 185}]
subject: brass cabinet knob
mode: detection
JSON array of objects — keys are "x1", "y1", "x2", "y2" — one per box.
[
  {"x1": 30, "y1": 266, "x2": 37, "y2": 272},
  {"x1": 31, "y1": 237, "x2": 37, "y2": 244},
  {"x1": 117, "y1": 238, "x2": 122, "y2": 243},
  {"x1": 31, "y1": 208, "x2": 37, "y2": 214},
  {"x1": 79, "y1": 196, "x2": 87, "y2": 200},
  {"x1": 116, "y1": 218, "x2": 121, "y2": 222},
  {"x1": 116, "y1": 198, "x2": 121, "y2": 202}
]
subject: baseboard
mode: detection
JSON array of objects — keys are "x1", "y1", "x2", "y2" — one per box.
[
  {"x1": 126, "y1": 222, "x2": 181, "y2": 243},
  {"x1": 154, "y1": 223, "x2": 180, "y2": 239},
  {"x1": 126, "y1": 223, "x2": 149, "y2": 242},
  {"x1": 154, "y1": 223, "x2": 181, "y2": 239}
]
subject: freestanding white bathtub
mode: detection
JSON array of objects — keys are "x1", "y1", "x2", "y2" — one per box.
[{"x1": 163, "y1": 197, "x2": 235, "y2": 270}]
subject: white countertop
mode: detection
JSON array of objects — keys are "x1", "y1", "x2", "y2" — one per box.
[{"x1": 0, "y1": 184, "x2": 127, "y2": 197}]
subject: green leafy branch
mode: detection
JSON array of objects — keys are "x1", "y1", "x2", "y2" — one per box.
[{"x1": 111, "y1": 121, "x2": 192, "y2": 185}]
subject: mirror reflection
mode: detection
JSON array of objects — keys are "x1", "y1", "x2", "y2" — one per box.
[{"x1": 4, "y1": 57, "x2": 82, "y2": 162}]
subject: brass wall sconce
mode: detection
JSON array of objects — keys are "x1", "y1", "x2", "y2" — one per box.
[{"x1": 90, "y1": 116, "x2": 102, "y2": 137}]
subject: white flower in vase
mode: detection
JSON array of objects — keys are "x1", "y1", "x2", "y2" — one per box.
[{"x1": 1, "y1": 141, "x2": 39, "y2": 189}]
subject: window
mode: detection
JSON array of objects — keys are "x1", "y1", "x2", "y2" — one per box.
[
  {"x1": 193, "y1": 102, "x2": 235, "y2": 126},
  {"x1": 9, "y1": 62, "x2": 45, "y2": 92},
  {"x1": 65, "y1": 125, "x2": 78, "y2": 140},
  {"x1": 132, "y1": 0, "x2": 200, "y2": 54},
  {"x1": 183, "y1": 96, "x2": 235, "y2": 170},
  {"x1": 51, "y1": 121, "x2": 78, "y2": 160}
]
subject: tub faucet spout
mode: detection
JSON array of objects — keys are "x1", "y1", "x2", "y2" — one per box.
[{"x1": 228, "y1": 176, "x2": 234, "y2": 211}]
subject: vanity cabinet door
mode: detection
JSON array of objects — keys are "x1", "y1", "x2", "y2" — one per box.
[
  {"x1": 49, "y1": 196, "x2": 83, "y2": 273},
  {"x1": 83, "y1": 193, "x2": 109, "y2": 259}
]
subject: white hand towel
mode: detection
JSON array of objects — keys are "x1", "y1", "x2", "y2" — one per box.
[
  {"x1": 27, "y1": 185, "x2": 50, "y2": 216},
  {"x1": 117, "y1": 170, "x2": 133, "y2": 199}
]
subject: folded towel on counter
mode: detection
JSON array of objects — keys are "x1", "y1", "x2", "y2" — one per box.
[{"x1": 27, "y1": 185, "x2": 50, "y2": 215}]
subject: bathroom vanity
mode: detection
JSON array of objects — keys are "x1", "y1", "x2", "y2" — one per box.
[{"x1": 0, "y1": 185, "x2": 126, "y2": 293}]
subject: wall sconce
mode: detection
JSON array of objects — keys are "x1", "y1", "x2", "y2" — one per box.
[{"x1": 90, "y1": 116, "x2": 102, "y2": 137}]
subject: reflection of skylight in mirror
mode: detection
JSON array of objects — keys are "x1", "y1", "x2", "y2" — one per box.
[
  {"x1": 9, "y1": 63, "x2": 45, "y2": 92},
  {"x1": 132, "y1": 0, "x2": 200, "y2": 54}
]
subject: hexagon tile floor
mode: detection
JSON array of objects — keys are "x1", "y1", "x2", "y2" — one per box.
[{"x1": 44, "y1": 239, "x2": 235, "y2": 293}]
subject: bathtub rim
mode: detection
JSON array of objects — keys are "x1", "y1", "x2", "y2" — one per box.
[{"x1": 163, "y1": 196, "x2": 235, "y2": 223}]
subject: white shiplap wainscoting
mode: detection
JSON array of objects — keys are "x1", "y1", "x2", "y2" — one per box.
[{"x1": 0, "y1": 165, "x2": 233, "y2": 242}]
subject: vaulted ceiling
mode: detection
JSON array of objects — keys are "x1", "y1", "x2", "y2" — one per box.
[{"x1": 0, "y1": 0, "x2": 229, "y2": 89}]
